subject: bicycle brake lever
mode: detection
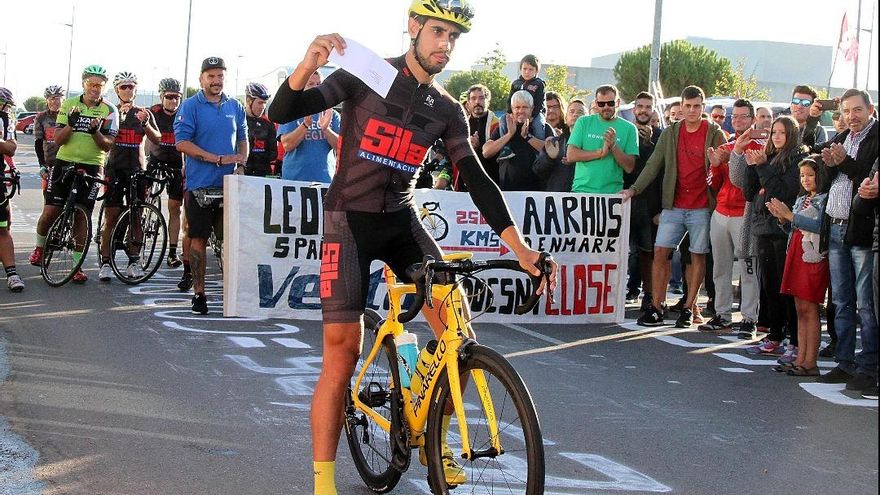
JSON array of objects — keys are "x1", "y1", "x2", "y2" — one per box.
[{"x1": 425, "y1": 266, "x2": 435, "y2": 309}]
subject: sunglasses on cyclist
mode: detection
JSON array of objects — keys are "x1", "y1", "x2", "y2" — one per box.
[
  {"x1": 118, "y1": 84, "x2": 135, "y2": 91},
  {"x1": 595, "y1": 100, "x2": 616, "y2": 108},
  {"x1": 791, "y1": 97, "x2": 813, "y2": 107},
  {"x1": 437, "y1": 0, "x2": 475, "y2": 19},
  {"x1": 163, "y1": 94, "x2": 181, "y2": 100},
  {"x1": 712, "y1": 114, "x2": 725, "y2": 120}
]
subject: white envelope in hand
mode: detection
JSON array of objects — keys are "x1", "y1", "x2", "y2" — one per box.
[{"x1": 328, "y1": 38, "x2": 397, "y2": 98}]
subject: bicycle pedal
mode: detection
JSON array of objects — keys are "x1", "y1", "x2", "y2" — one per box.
[{"x1": 358, "y1": 382, "x2": 390, "y2": 408}]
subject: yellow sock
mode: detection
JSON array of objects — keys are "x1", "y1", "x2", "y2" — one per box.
[
  {"x1": 313, "y1": 461, "x2": 337, "y2": 495},
  {"x1": 441, "y1": 414, "x2": 452, "y2": 452}
]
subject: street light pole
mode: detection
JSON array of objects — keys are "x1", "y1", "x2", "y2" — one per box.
[
  {"x1": 236, "y1": 55, "x2": 244, "y2": 98},
  {"x1": 65, "y1": 4, "x2": 75, "y2": 94},
  {"x1": 1, "y1": 47, "x2": 7, "y2": 87},
  {"x1": 648, "y1": 0, "x2": 663, "y2": 97},
  {"x1": 182, "y1": 0, "x2": 193, "y2": 98}
]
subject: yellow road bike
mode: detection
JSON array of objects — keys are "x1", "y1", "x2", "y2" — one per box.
[{"x1": 344, "y1": 252, "x2": 553, "y2": 494}]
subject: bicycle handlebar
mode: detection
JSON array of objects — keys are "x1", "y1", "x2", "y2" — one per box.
[
  {"x1": 397, "y1": 252, "x2": 555, "y2": 324},
  {"x1": 1, "y1": 169, "x2": 21, "y2": 204},
  {"x1": 61, "y1": 167, "x2": 110, "y2": 201}
]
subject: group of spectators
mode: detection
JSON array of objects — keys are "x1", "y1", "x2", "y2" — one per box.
[{"x1": 1, "y1": 51, "x2": 877, "y2": 399}]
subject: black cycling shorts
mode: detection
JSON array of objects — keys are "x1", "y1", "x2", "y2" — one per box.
[
  {"x1": 0, "y1": 183, "x2": 9, "y2": 228},
  {"x1": 46, "y1": 160, "x2": 101, "y2": 212},
  {"x1": 103, "y1": 168, "x2": 146, "y2": 208},
  {"x1": 148, "y1": 162, "x2": 184, "y2": 202},
  {"x1": 320, "y1": 207, "x2": 443, "y2": 324},
  {"x1": 184, "y1": 190, "x2": 223, "y2": 240}
]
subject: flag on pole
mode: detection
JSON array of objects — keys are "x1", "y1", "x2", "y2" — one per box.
[{"x1": 838, "y1": 13, "x2": 860, "y2": 64}]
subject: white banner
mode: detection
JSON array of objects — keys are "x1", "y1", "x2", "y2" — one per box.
[{"x1": 225, "y1": 176, "x2": 630, "y2": 323}]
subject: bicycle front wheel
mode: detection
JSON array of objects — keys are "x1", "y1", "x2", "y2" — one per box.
[
  {"x1": 110, "y1": 203, "x2": 168, "y2": 284},
  {"x1": 41, "y1": 204, "x2": 91, "y2": 287},
  {"x1": 426, "y1": 344, "x2": 544, "y2": 494},
  {"x1": 343, "y1": 309, "x2": 409, "y2": 493}
]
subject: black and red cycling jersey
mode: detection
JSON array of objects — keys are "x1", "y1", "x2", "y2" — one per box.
[
  {"x1": 149, "y1": 104, "x2": 183, "y2": 168},
  {"x1": 269, "y1": 55, "x2": 513, "y2": 234}
]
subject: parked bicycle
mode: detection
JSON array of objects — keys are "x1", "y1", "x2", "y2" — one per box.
[
  {"x1": 41, "y1": 168, "x2": 108, "y2": 286},
  {"x1": 345, "y1": 251, "x2": 553, "y2": 494}
]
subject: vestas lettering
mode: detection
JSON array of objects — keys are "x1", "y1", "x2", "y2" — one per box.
[{"x1": 359, "y1": 118, "x2": 427, "y2": 167}]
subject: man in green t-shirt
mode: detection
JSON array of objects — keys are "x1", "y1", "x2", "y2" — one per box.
[{"x1": 567, "y1": 84, "x2": 637, "y2": 193}]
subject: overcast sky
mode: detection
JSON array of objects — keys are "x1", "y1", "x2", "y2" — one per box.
[{"x1": 1, "y1": 0, "x2": 877, "y2": 104}]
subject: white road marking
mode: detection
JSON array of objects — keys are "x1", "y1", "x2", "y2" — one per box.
[
  {"x1": 720, "y1": 367, "x2": 753, "y2": 373},
  {"x1": 501, "y1": 323, "x2": 565, "y2": 345},
  {"x1": 270, "y1": 338, "x2": 310, "y2": 349},
  {"x1": 799, "y1": 383, "x2": 879, "y2": 407},
  {"x1": 163, "y1": 321, "x2": 296, "y2": 335},
  {"x1": 227, "y1": 337, "x2": 265, "y2": 348}
]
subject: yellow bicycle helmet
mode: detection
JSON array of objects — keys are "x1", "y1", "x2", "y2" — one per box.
[{"x1": 408, "y1": 0, "x2": 474, "y2": 33}]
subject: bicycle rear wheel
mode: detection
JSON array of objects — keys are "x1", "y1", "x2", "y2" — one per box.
[
  {"x1": 41, "y1": 204, "x2": 91, "y2": 287},
  {"x1": 343, "y1": 309, "x2": 409, "y2": 493},
  {"x1": 426, "y1": 344, "x2": 544, "y2": 494},
  {"x1": 110, "y1": 203, "x2": 168, "y2": 284}
]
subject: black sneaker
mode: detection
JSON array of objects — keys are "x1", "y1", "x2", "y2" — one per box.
[
  {"x1": 815, "y1": 367, "x2": 853, "y2": 384},
  {"x1": 675, "y1": 308, "x2": 694, "y2": 328},
  {"x1": 703, "y1": 299, "x2": 716, "y2": 317},
  {"x1": 861, "y1": 383, "x2": 879, "y2": 400},
  {"x1": 167, "y1": 253, "x2": 183, "y2": 268},
  {"x1": 640, "y1": 293, "x2": 654, "y2": 313},
  {"x1": 178, "y1": 272, "x2": 194, "y2": 292},
  {"x1": 846, "y1": 372, "x2": 875, "y2": 392},
  {"x1": 191, "y1": 293, "x2": 209, "y2": 315},
  {"x1": 625, "y1": 289, "x2": 640, "y2": 304},
  {"x1": 637, "y1": 306, "x2": 665, "y2": 327},
  {"x1": 818, "y1": 341, "x2": 837, "y2": 358},
  {"x1": 698, "y1": 315, "x2": 733, "y2": 333},
  {"x1": 738, "y1": 320, "x2": 757, "y2": 340},
  {"x1": 669, "y1": 297, "x2": 686, "y2": 313}
]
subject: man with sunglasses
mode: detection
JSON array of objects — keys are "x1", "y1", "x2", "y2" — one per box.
[
  {"x1": 267, "y1": 1, "x2": 555, "y2": 493},
  {"x1": 789, "y1": 85, "x2": 827, "y2": 147},
  {"x1": 46, "y1": 65, "x2": 120, "y2": 283},
  {"x1": 98, "y1": 72, "x2": 160, "y2": 282},
  {"x1": 149, "y1": 78, "x2": 188, "y2": 275},
  {"x1": 566, "y1": 84, "x2": 638, "y2": 194}
]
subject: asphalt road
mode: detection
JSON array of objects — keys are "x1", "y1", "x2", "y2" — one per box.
[{"x1": 1, "y1": 136, "x2": 877, "y2": 495}]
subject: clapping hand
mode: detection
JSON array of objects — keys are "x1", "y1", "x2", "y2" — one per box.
[
  {"x1": 707, "y1": 146, "x2": 729, "y2": 167},
  {"x1": 520, "y1": 118, "x2": 530, "y2": 139},
  {"x1": 544, "y1": 137, "x2": 560, "y2": 160},
  {"x1": 766, "y1": 197, "x2": 793, "y2": 222},
  {"x1": 317, "y1": 109, "x2": 332, "y2": 130},
  {"x1": 821, "y1": 143, "x2": 847, "y2": 167},
  {"x1": 745, "y1": 148, "x2": 767, "y2": 166},
  {"x1": 303, "y1": 114, "x2": 314, "y2": 128},
  {"x1": 603, "y1": 127, "x2": 617, "y2": 149},
  {"x1": 858, "y1": 172, "x2": 879, "y2": 199}
]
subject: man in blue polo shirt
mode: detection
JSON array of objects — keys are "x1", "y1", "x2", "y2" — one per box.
[{"x1": 174, "y1": 56, "x2": 248, "y2": 315}]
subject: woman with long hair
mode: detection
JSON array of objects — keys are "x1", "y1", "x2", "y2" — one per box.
[{"x1": 743, "y1": 116, "x2": 807, "y2": 361}]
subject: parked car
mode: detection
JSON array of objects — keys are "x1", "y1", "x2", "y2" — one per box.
[{"x1": 15, "y1": 112, "x2": 37, "y2": 134}]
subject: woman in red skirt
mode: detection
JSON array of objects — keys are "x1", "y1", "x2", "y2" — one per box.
[{"x1": 768, "y1": 156, "x2": 830, "y2": 376}]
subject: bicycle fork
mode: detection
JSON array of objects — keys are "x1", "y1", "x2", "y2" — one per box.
[{"x1": 445, "y1": 348, "x2": 504, "y2": 461}]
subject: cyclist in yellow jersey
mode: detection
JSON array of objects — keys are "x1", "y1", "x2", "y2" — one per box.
[{"x1": 48, "y1": 65, "x2": 119, "y2": 283}]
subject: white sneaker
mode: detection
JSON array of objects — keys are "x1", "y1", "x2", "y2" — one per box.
[
  {"x1": 99, "y1": 264, "x2": 113, "y2": 281},
  {"x1": 7, "y1": 274, "x2": 24, "y2": 292},
  {"x1": 126, "y1": 262, "x2": 144, "y2": 278}
]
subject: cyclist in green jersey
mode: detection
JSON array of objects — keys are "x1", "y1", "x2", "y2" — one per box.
[{"x1": 48, "y1": 65, "x2": 120, "y2": 283}]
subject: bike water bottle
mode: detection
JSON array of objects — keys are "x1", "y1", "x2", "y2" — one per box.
[
  {"x1": 394, "y1": 331, "x2": 418, "y2": 388},
  {"x1": 409, "y1": 339, "x2": 438, "y2": 397}
]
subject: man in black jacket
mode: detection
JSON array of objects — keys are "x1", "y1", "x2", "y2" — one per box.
[{"x1": 811, "y1": 89, "x2": 878, "y2": 392}]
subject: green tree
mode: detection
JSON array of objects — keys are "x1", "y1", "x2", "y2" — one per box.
[
  {"x1": 613, "y1": 40, "x2": 734, "y2": 101},
  {"x1": 23, "y1": 96, "x2": 47, "y2": 112},
  {"x1": 477, "y1": 43, "x2": 507, "y2": 72},
  {"x1": 544, "y1": 65, "x2": 591, "y2": 101},
  {"x1": 716, "y1": 58, "x2": 770, "y2": 100},
  {"x1": 444, "y1": 70, "x2": 511, "y2": 111},
  {"x1": 186, "y1": 86, "x2": 199, "y2": 98}
]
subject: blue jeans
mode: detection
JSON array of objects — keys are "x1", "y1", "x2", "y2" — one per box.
[{"x1": 828, "y1": 223, "x2": 878, "y2": 377}]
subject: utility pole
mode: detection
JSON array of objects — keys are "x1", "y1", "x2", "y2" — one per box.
[
  {"x1": 65, "y1": 4, "x2": 75, "y2": 94},
  {"x1": 854, "y1": 0, "x2": 862, "y2": 88},
  {"x1": 648, "y1": 0, "x2": 663, "y2": 97},
  {"x1": 182, "y1": 0, "x2": 193, "y2": 98}
]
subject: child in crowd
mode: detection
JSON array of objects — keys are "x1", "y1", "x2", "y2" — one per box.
[
  {"x1": 499, "y1": 54, "x2": 546, "y2": 160},
  {"x1": 768, "y1": 156, "x2": 830, "y2": 376}
]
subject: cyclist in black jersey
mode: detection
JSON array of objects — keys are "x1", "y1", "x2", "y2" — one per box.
[
  {"x1": 243, "y1": 82, "x2": 278, "y2": 177},
  {"x1": 1, "y1": 87, "x2": 24, "y2": 292},
  {"x1": 267, "y1": 2, "x2": 556, "y2": 493},
  {"x1": 99, "y1": 71, "x2": 160, "y2": 281},
  {"x1": 149, "y1": 78, "x2": 187, "y2": 271}
]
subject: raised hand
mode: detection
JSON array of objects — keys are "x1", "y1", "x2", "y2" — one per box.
[{"x1": 303, "y1": 34, "x2": 347, "y2": 72}]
